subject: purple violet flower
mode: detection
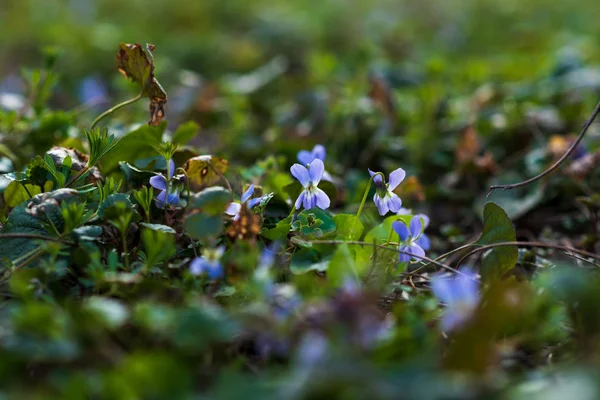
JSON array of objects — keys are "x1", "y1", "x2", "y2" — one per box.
[
  {"x1": 297, "y1": 144, "x2": 326, "y2": 165},
  {"x1": 431, "y1": 268, "x2": 480, "y2": 332},
  {"x1": 392, "y1": 215, "x2": 426, "y2": 262},
  {"x1": 225, "y1": 184, "x2": 263, "y2": 221},
  {"x1": 397, "y1": 208, "x2": 431, "y2": 251},
  {"x1": 290, "y1": 158, "x2": 330, "y2": 210},
  {"x1": 189, "y1": 246, "x2": 225, "y2": 279},
  {"x1": 369, "y1": 168, "x2": 405, "y2": 215},
  {"x1": 149, "y1": 159, "x2": 180, "y2": 207}
]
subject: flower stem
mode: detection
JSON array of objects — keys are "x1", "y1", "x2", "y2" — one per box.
[
  {"x1": 351, "y1": 172, "x2": 385, "y2": 236},
  {"x1": 90, "y1": 91, "x2": 143, "y2": 130}
]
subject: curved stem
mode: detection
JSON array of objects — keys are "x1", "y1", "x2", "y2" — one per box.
[
  {"x1": 488, "y1": 99, "x2": 600, "y2": 196},
  {"x1": 454, "y1": 241, "x2": 600, "y2": 269},
  {"x1": 90, "y1": 91, "x2": 144, "y2": 130},
  {"x1": 352, "y1": 172, "x2": 384, "y2": 236}
]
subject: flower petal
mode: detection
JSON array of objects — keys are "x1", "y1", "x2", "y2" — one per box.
[
  {"x1": 431, "y1": 276, "x2": 454, "y2": 304},
  {"x1": 387, "y1": 193, "x2": 402, "y2": 213},
  {"x1": 291, "y1": 164, "x2": 310, "y2": 187},
  {"x1": 398, "y1": 245, "x2": 411, "y2": 263},
  {"x1": 156, "y1": 190, "x2": 168, "y2": 205},
  {"x1": 387, "y1": 167, "x2": 406, "y2": 191},
  {"x1": 322, "y1": 171, "x2": 334, "y2": 182},
  {"x1": 167, "y1": 191, "x2": 179, "y2": 205},
  {"x1": 225, "y1": 202, "x2": 241, "y2": 216},
  {"x1": 247, "y1": 197, "x2": 262, "y2": 209},
  {"x1": 303, "y1": 190, "x2": 316, "y2": 210},
  {"x1": 375, "y1": 194, "x2": 389, "y2": 215},
  {"x1": 168, "y1": 159, "x2": 176, "y2": 179},
  {"x1": 409, "y1": 216, "x2": 423, "y2": 238},
  {"x1": 456, "y1": 268, "x2": 480, "y2": 306},
  {"x1": 313, "y1": 188, "x2": 330, "y2": 209},
  {"x1": 397, "y1": 207, "x2": 411, "y2": 215},
  {"x1": 441, "y1": 310, "x2": 470, "y2": 332},
  {"x1": 149, "y1": 175, "x2": 167, "y2": 190},
  {"x1": 190, "y1": 257, "x2": 209, "y2": 275},
  {"x1": 207, "y1": 263, "x2": 224, "y2": 279},
  {"x1": 415, "y1": 234, "x2": 431, "y2": 251},
  {"x1": 369, "y1": 169, "x2": 383, "y2": 186},
  {"x1": 241, "y1": 184, "x2": 255, "y2": 203},
  {"x1": 297, "y1": 150, "x2": 314, "y2": 165},
  {"x1": 416, "y1": 213, "x2": 430, "y2": 229},
  {"x1": 312, "y1": 144, "x2": 326, "y2": 161},
  {"x1": 308, "y1": 159, "x2": 324, "y2": 185},
  {"x1": 295, "y1": 191, "x2": 306, "y2": 209},
  {"x1": 392, "y1": 220, "x2": 410, "y2": 242},
  {"x1": 407, "y1": 243, "x2": 425, "y2": 261}
]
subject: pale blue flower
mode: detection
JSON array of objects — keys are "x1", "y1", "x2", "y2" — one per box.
[
  {"x1": 290, "y1": 159, "x2": 330, "y2": 210},
  {"x1": 149, "y1": 159, "x2": 179, "y2": 207},
  {"x1": 189, "y1": 246, "x2": 225, "y2": 279},
  {"x1": 397, "y1": 208, "x2": 431, "y2": 251},
  {"x1": 225, "y1": 184, "x2": 263, "y2": 221},
  {"x1": 392, "y1": 215, "x2": 426, "y2": 262},
  {"x1": 297, "y1": 144, "x2": 326, "y2": 165},
  {"x1": 369, "y1": 168, "x2": 405, "y2": 215},
  {"x1": 431, "y1": 268, "x2": 480, "y2": 331}
]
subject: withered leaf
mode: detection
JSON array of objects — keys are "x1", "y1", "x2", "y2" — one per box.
[{"x1": 116, "y1": 43, "x2": 167, "y2": 126}]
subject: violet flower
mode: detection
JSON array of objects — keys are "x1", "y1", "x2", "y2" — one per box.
[
  {"x1": 431, "y1": 268, "x2": 480, "y2": 332},
  {"x1": 397, "y1": 208, "x2": 431, "y2": 251},
  {"x1": 297, "y1": 144, "x2": 326, "y2": 165},
  {"x1": 368, "y1": 168, "x2": 405, "y2": 215},
  {"x1": 189, "y1": 246, "x2": 225, "y2": 279},
  {"x1": 392, "y1": 215, "x2": 426, "y2": 262},
  {"x1": 149, "y1": 159, "x2": 179, "y2": 207},
  {"x1": 290, "y1": 158, "x2": 330, "y2": 210},
  {"x1": 225, "y1": 184, "x2": 263, "y2": 221}
]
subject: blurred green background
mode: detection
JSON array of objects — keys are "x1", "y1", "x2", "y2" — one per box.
[{"x1": 2, "y1": 0, "x2": 600, "y2": 100}]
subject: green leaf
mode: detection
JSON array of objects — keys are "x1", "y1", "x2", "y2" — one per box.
[
  {"x1": 0, "y1": 204, "x2": 60, "y2": 261},
  {"x1": 476, "y1": 202, "x2": 518, "y2": 281},
  {"x1": 142, "y1": 226, "x2": 176, "y2": 267},
  {"x1": 98, "y1": 194, "x2": 133, "y2": 220},
  {"x1": 189, "y1": 187, "x2": 231, "y2": 216},
  {"x1": 290, "y1": 248, "x2": 330, "y2": 274},
  {"x1": 261, "y1": 216, "x2": 292, "y2": 240},
  {"x1": 332, "y1": 214, "x2": 363, "y2": 240},
  {"x1": 100, "y1": 122, "x2": 166, "y2": 173},
  {"x1": 328, "y1": 243, "x2": 358, "y2": 287},
  {"x1": 72, "y1": 226, "x2": 103, "y2": 241},
  {"x1": 172, "y1": 121, "x2": 199, "y2": 145},
  {"x1": 139, "y1": 223, "x2": 176, "y2": 234},
  {"x1": 184, "y1": 213, "x2": 223, "y2": 240},
  {"x1": 3, "y1": 181, "x2": 41, "y2": 207},
  {"x1": 364, "y1": 214, "x2": 412, "y2": 245}
]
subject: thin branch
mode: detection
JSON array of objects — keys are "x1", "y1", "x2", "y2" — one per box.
[
  {"x1": 454, "y1": 240, "x2": 600, "y2": 269},
  {"x1": 0, "y1": 233, "x2": 72, "y2": 244},
  {"x1": 488, "y1": 99, "x2": 600, "y2": 196}
]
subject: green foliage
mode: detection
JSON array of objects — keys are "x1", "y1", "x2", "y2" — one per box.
[{"x1": 476, "y1": 202, "x2": 518, "y2": 281}]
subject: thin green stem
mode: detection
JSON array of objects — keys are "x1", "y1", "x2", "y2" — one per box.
[
  {"x1": 65, "y1": 167, "x2": 89, "y2": 188},
  {"x1": 90, "y1": 91, "x2": 143, "y2": 130},
  {"x1": 352, "y1": 172, "x2": 385, "y2": 236}
]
